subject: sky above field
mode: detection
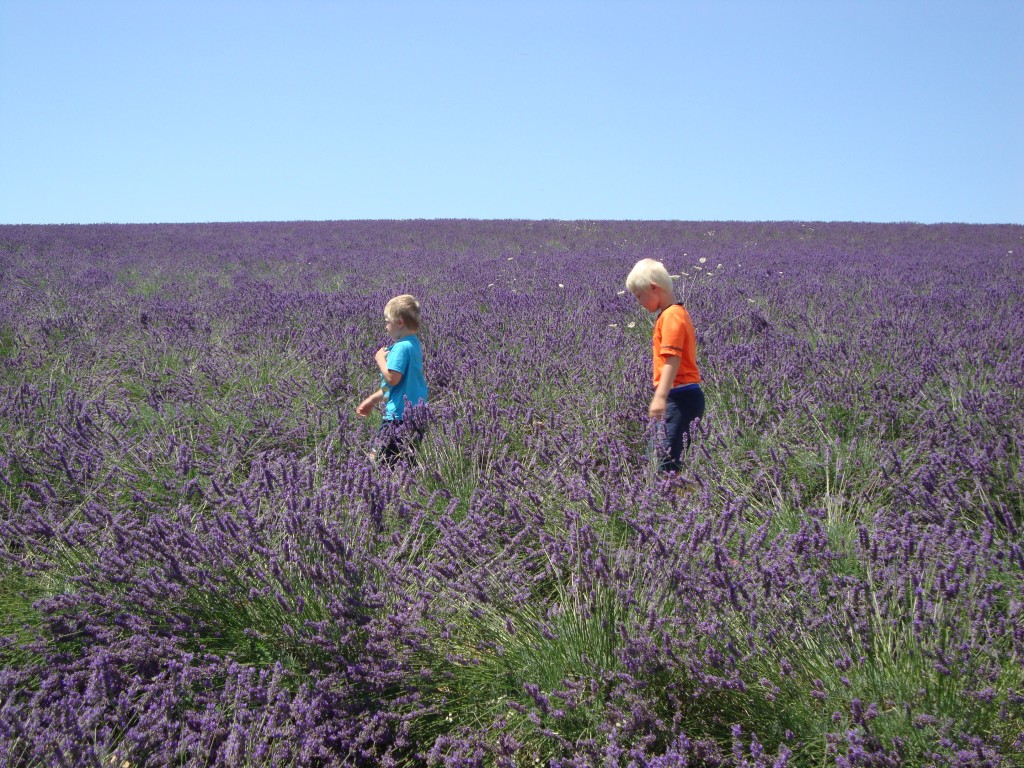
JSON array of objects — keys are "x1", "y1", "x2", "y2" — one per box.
[{"x1": 1, "y1": 0, "x2": 1022, "y2": 225}]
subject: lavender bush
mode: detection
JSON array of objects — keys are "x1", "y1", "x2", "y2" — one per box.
[{"x1": 0, "y1": 220, "x2": 1021, "y2": 767}]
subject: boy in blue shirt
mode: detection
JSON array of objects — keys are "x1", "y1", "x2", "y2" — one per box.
[{"x1": 356, "y1": 294, "x2": 428, "y2": 462}]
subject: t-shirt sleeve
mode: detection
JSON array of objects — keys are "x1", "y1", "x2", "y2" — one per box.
[
  {"x1": 658, "y1": 308, "x2": 688, "y2": 357},
  {"x1": 386, "y1": 341, "x2": 409, "y2": 374}
]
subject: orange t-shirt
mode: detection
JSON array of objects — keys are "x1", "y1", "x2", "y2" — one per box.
[{"x1": 652, "y1": 304, "x2": 701, "y2": 388}]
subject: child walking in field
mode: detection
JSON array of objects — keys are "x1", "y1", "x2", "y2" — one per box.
[
  {"x1": 356, "y1": 294, "x2": 428, "y2": 463},
  {"x1": 626, "y1": 259, "x2": 704, "y2": 473}
]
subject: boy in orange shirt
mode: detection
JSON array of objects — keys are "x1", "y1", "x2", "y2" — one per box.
[{"x1": 626, "y1": 258, "x2": 705, "y2": 473}]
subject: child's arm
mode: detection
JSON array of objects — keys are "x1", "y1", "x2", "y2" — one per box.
[
  {"x1": 356, "y1": 388, "x2": 384, "y2": 417},
  {"x1": 375, "y1": 347, "x2": 403, "y2": 387},
  {"x1": 649, "y1": 356, "x2": 682, "y2": 420}
]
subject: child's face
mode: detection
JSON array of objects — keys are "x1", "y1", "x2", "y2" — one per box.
[
  {"x1": 631, "y1": 283, "x2": 662, "y2": 314},
  {"x1": 385, "y1": 315, "x2": 406, "y2": 340}
]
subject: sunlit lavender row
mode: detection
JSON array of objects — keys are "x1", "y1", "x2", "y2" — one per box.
[{"x1": 0, "y1": 221, "x2": 1021, "y2": 767}]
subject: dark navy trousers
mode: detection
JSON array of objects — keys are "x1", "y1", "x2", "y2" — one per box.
[{"x1": 656, "y1": 383, "x2": 704, "y2": 472}]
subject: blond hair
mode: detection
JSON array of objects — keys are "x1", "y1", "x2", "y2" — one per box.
[
  {"x1": 384, "y1": 294, "x2": 421, "y2": 331},
  {"x1": 625, "y1": 258, "x2": 673, "y2": 295}
]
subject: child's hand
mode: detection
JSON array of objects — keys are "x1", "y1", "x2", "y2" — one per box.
[
  {"x1": 649, "y1": 394, "x2": 667, "y2": 420},
  {"x1": 375, "y1": 347, "x2": 390, "y2": 366},
  {"x1": 356, "y1": 397, "x2": 375, "y2": 417}
]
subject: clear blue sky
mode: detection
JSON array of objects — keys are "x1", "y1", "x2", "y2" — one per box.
[{"x1": 2, "y1": 0, "x2": 1021, "y2": 225}]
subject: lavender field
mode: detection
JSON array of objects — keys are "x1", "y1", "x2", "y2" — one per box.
[{"x1": 0, "y1": 220, "x2": 1021, "y2": 767}]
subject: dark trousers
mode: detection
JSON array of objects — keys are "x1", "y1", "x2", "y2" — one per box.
[
  {"x1": 375, "y1": 419, "x2": 424, "y2": 465},
  {"x1": 656, "y1": 384, "x2": 705, "y2": 473}
]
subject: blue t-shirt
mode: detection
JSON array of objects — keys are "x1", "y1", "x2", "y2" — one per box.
[{"x1": 381, "y1": 335, "x2": 427, "y2": 421}]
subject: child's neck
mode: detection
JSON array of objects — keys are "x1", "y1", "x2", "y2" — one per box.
[
  {"x1": 657, "y1": 292, "x2": 676, "y2": 313},
  {"x1": 392, "y1": 329, "x2": 414, "y2": 341}
]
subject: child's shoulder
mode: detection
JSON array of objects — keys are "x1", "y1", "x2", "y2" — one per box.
[
  {"x1": 655, "y1": 303, "x2": 690, "y2": 330},
  {"x1": 656, "y1": 303, "x2": 685, "y2": 319},
  {"x1": 665, "y1": 303, "x2": 690, "y2": 318}
]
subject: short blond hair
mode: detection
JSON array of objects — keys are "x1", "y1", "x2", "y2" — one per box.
[
  {"x1": 384, "y1": 294, "x2": 421, "y2": 331},
  {"x1": 626, "y1": 258, "x2": 673, "y2": 295}
]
